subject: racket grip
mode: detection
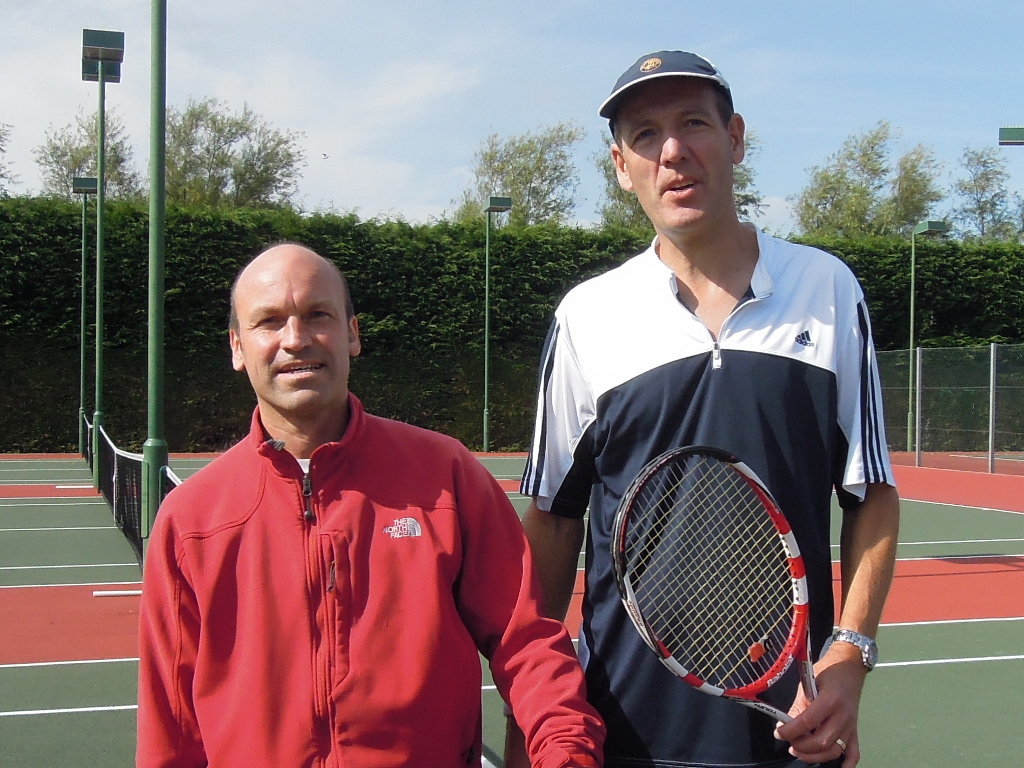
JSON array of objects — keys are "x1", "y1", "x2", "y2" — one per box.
[{"x1": 800, "y1": 660, "x2": 818, "y2": 701}]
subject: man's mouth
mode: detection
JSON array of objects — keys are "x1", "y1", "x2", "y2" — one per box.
[
  {"x1": 278, "y1": 363, "x2": 324, "y2": 375},
  {"x1": 665, "y1": 180, "x2": 696, "y2": 194}
]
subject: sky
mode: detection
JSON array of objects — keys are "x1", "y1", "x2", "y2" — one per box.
[{"x1": 3, "y1": 1, "x2": 1024, "y2": 235}]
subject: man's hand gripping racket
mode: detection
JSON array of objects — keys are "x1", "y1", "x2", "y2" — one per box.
[{"x1": 612, "y1": 445, "x2": 818, "y2": 725}]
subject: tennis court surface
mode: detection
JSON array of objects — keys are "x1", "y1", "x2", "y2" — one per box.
[{"x1": 2, "y1": 454, "x2": 1024, "y2": 765}]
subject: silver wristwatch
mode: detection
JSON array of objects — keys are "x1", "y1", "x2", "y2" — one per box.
[{"x1": 831, "y1": 628, "x2": 878, "y2": 671}]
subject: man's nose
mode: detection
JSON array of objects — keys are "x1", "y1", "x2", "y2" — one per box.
[
  {"x1": 661, "y1": 135, "x2": 686, "y2": 164},
  {"x1": 281, "y1": 317, "x2": 310, "y2": 350}
]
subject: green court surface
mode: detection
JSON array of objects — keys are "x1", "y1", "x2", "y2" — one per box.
[{"x1": 2, "y1": 455, "x2": 1024, "y2": 765}]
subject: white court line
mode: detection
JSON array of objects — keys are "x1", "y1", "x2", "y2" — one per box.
[
  {"x1": 0, "y1": 526, "x2": 116, "y2": 532},
  {"x1": 0, "y1": 563, "x2": 137, "y2": 571},
  {"x1": 0, "y1": 704, "x2": 137, "y2": 718},
  {"x1": 898, "y1": 537, "x2": 1024, "y2": 546},
  {"x1": 878, "y1": 654, "x2": 1024, "y2": 668},
  {"x1": 825, "y1": 552, "x2": 1024, "y2": 564},
  {"x1": 0, "y1": 500, "x2": 104, "y2": 507},
  {"x1": 882, "y1": 616, "x2": 1024, "y2": 628},
  {"x1": 831, "y1": 537, "x2": 1024, "y2": 549},
  {"x1": 897, "y1": 497, "x2": 1024, "y2": 516},
  {"x1": 0, "y1": 496, "x2": 103, "y2": 502},
  {"x1": 0, "y1": 657, "x2": 139, "y2": 670},
  {"x1": 0, "y1": 581, "x2": 141, "y2": 590},
  {"x1": 894, "y1": 552, "x2": 1024, "y2": 563}
]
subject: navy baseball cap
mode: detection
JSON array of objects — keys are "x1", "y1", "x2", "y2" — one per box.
[{"x1": 598, "y1": 50, "x2": 732, "y2": 122}]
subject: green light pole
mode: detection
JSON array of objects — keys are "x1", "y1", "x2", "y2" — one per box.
[
  {"x1": 72, "y1": 176, "x2": 97, "y2": 459},
  {"x1": 142, "y1": 0, "x2": 169, "y2": 555},
  {"x1": 907, "y1": 220, "x2": 950, "y2": 453},
  {"x1": 82, "y1": 29, "x2": 124, "y2": 487},
  {"x1": 482, "y1": 196, "x2": 512, "y2": 452}
]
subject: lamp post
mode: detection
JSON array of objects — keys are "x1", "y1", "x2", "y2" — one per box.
[
  {"x1": 907, "y1": 219, "x2": 950, "y2": 453},
  {"x1": 142, "y1": 0, "x2": 169, "y2": 555},
  {"x1": 72, "y1": 176, "x2": 97, "y2": 459},
  {"x1": 482, "y1": 195, "x2": 512, "y2": 453},
  {"x1": 82, "y1": 28, "x2": 124, "y2": 487}
]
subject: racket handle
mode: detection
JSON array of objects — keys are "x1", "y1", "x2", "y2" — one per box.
[{"x1": 800, "y1": 659, "x2": 818, "y2": 701}]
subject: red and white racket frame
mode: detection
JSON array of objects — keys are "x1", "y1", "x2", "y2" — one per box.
[{"x1": 613, "y1": 446, "x2": 818, "y2": 723}]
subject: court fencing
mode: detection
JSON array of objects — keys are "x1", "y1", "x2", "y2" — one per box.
[{"x1": 877, "y1": 343, "x2": 1024, "y2": 474}]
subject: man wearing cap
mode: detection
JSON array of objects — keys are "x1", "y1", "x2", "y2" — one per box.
[{"x1": 507, "y1": 52, "x2": 899, "y2": 768}]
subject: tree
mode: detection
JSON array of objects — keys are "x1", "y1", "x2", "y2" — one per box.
[
  {"x1": 951, "y1": 146, "x2": 1018, "y2": 241},
  {"x1": 792, "y1": 121, "x2": 944, "y2": 238},
  {"x1": 166, "y1": 97, "x2": 306, "y2": 208},
  {"x1": 592, "y1": 144, "x2": 652, "y2": 234},
  {"x1": 733, "y1": 128, "x2": 764, "y2": 220},
  {"x1": 33, "y1": 108, "x2": 143, "y2": 200},
  {"x1": 592, "y1": 128, "x2": 764, "y2": 231},
  {"x1": 0, "y1": 122, "x2": 16, "y2": 196},
  {"x1": 455, "y1": 122, "x2": 585, "y2": 227}
]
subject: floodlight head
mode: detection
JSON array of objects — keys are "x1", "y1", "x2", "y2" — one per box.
[
  {"x1": 82, "y1": 59, "x2": 121, "y2": 83},
  {"x1": 912, "y1": 220, "x2": 950, "y2": 236},
  {"x1": 72, "y1": 177, "x2": 98, "y2": 194},
  {"x1": 485, "y1": 196, "x2": 513, "y2": 213},
  {"x1": 82, "y1": 29, "x2": 125, "y2": 62},
  {"x1": 999, "y1": 127, "x2": 1024, "y2": 146}
]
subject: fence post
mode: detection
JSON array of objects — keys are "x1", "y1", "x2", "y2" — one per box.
[
  {"x1": 915, "y1": 347, "x2": 923, "y2": 467},
  {"x1": 989, "y1": 343, "x2": 997, "y2": 473}
]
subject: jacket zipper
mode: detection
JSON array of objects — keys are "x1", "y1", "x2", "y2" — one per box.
[
  {"x1": 709, "y1": 293, "x2": 761, "y2": 370},
  {"x1": 301, "y1": 472, "x2": 332, "y2": 761},
  {"x1": 303, "y1": 473, "x2": 315, "y2": 523}
]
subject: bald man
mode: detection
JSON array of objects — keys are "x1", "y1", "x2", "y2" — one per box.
[{"x1": 136, "y1": 243, "x2": 605, "y2": 768}]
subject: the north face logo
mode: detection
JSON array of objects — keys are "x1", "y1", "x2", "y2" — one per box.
[{"x1": 383, "y1": 517, "x2": 422, "y2": 538}]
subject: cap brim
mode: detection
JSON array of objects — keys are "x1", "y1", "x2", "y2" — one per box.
[{"x1": 598, "y1": 71, "x2": 730, "y2": 120}]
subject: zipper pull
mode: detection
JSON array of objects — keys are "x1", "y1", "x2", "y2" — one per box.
[
  {"x1": 302, "y1": 474, "x2": 315, "y2": 523},
  {"x1": 712, "y1": 341, "x2": 723, "y2": 370},
  {"x1": 327, "y1": 560, "x2": 335, "y2": 592}
]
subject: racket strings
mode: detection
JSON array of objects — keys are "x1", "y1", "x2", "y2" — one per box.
[{"x1": 623, "y1": 455, "x2": 794, "y2": 689}]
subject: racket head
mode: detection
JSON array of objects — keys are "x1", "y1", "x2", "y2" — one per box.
[{"x1": 611, "y1": 446, "x2": 811, "y2": 710}]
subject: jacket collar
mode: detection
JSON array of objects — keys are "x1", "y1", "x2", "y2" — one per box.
[{"x1": 250, "y1": 393, "x2": 367, "y2": 476}]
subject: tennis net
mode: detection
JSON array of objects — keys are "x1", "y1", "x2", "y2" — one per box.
[{"x1": 82, "y1": 416, "x2": 181, "y2": 566}]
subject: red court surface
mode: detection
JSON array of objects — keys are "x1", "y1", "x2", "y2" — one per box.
[
  {"x1": 0, "y1": 586, "x2": 140, "y2": 665},
  {"x1": 3, "y1": 462, "x2": 1024, "y2": 665},
  {"x1": 0, "y1": 485, "x2": 99, "y2": 498}
]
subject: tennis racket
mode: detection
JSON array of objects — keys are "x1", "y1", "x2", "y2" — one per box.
[{"x1": 611, "y1": 445, "x2": 817, "y2": 723}]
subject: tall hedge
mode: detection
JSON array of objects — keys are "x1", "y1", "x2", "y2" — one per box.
[{"x1": 2, "y1": 197, "x2": 1022, "y2": 452}]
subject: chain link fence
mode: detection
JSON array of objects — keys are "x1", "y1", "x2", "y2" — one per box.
[{"x1": 877, "y1": 344, "x2": 1024, "y2": 473}]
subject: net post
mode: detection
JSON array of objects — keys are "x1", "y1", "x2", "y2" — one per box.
[{"x1": 142, "y1": 441, "x2": 167, "y2": 544}]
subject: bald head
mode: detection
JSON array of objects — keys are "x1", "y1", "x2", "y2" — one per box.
[
  {"x1": 228, "y1": 241, "x2": 362, "y2": 454},
  {"x1": 229, "y1": 243, "x2": 354, "y2": 333}
]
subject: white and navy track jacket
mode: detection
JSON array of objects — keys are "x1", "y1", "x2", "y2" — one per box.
[{"x1": 521, "y1": 229, "x2": 894, "y2": 767}]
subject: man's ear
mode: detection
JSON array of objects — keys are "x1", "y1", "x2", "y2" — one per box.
[
  {"x1": 611, "y1": 143, "x2": 635, "y2": 193},
  {"x1": 348, "y1": 316, "x2": 361, "y2": 358},
  {"x1": 729, "y1": 112, "x2": 746, "y2": 166},
  {"x1": 229, "y1": 329, "x2": 246, "y2": 372}
]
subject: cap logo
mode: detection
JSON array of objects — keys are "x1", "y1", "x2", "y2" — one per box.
[{"x1": 640, "y1": 57, "x2": 662, "y2": 73}]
